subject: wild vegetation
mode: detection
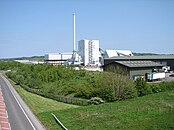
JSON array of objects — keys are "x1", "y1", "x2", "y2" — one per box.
[
  {"x1": 0, "y1": 62, "x2": 137, "y2": 103},
  {"x1": 1, "y1": 62, "x2": 174, "y2": 105}
]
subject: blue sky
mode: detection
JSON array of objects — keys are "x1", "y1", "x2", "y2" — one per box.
[{"x1": 0, "y1": 0, "x2": 174, "y2": 58}]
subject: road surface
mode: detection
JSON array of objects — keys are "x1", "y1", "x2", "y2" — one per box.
[
  {"x1": 0, "y1": 86, "x2": 11, "y2": 130},
  {"x1": 0, "y1": 74, "x2": 45, "y2": 130}
]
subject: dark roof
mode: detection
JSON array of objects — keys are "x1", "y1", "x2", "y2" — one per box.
[
  {"x1": 105, "y1": 55, "x2": 174, "y2": 60},
  {"x1": 114, "y1": 60, "x2": 163, "y2": 68}
]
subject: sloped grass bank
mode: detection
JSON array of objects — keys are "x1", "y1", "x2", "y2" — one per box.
[{"x1": 39, "y1": 90, "x2": 174, "y2": 130}]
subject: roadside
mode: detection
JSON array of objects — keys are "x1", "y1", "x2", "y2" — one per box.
[
  {"x1": 0, "y1": 74, "x2": 46, "y2": 130},
  {"x1": 3, "y1": 73, "x2": 78, "y2": 130},
  {"x1": 164, "y1": 71, "x2": 174, "y2": 81},
  {"x1": 0, "y1": 85, "x2": 11, "y2": 130}
]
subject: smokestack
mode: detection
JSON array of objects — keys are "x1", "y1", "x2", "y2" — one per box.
[{"x1": 73, "y1": 13, "x2": 76, "y2": 52}]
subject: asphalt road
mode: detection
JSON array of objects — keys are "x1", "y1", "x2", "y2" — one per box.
[{"x1": 0, "y1": 74, "x2": 45, "y2": 130}]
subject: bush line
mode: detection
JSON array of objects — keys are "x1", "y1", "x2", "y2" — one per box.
[{"x1": 9, "y1": 76, "x2": 89, "y2": 106}]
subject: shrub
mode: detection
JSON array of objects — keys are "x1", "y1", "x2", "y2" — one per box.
[
  {"x1": 14, "y1": 75, "x2": 25, "y2": 85},
  {"x1": 159, "y1": 81, "x2": 174, "y2": 91},
  {"x1": 88, "y1": 97, "x2": 105, "y2": 105},
  {"x1": 98, "y1": 86, "x2": 116, "y2": 102},
  {"x1": 114, "y1": 74, "x2": 137, "y2": 100},
  {"x1": 136, "y1": 79, "x2": 174, "y2": 97},
  {"x1": 135, "y1": 78, "x2": 151, "y2": 96},
  {"x1": 97, "y1": 72, "x2": 137, "y2": 101},
  {"x1": 150, "y1": 83, "x2": 162, "y2": 93}
]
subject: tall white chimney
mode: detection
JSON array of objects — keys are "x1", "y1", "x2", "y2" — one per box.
[{"x1": 73, "y1": 13, "x2": 76, "y2": 52}]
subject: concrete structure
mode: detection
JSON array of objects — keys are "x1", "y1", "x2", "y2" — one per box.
[
  {"x1": 78, "y1": 40, "x2": 100, "y2": 66},
  {"x1": 44, "y1": 53, "x2": 72, "y2": 64},
  {"x1": 103, "y1": 60, "x2": 164, "y2": 80},
  {"x1": 104, "y1": 55, "x2": 174, "y2": 70},
  {"x1": 104, "y1": 50, "x2": 133, "y2": 58}
]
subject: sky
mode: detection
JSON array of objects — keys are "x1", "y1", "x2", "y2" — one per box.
[{"x1": 0, "y1": 0, "x2": 174, "y2": 58}]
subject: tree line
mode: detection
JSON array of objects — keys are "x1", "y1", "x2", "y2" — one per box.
[{"x1": 0, "y1": 62, "x2": 174, "y2": 104}]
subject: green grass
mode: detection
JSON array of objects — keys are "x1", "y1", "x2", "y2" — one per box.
[
  {"x1": 39, "y1": 91, "x2": 174, "y2": 130},
  {"x1": 7, "y1": 76, "x2": 174, "y2": 130},
  {"x1": 14, "y1": 85, "x2": 78, "y2": 114}
]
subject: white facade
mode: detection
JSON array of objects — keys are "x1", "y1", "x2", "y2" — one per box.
[
  {"x1": 78, "y1": 40, "x2": 100, "y2": 66},
  {"x1": 44, "y1": 53, "x2": 72, "y2": 64}
]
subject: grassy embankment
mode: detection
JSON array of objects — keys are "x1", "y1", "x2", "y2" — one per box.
[
  {"x1": 8, "y1": 76, "x2": 174, "y2": 130},
  {"x1": 7, "y1": 77, "x2": 78, "y2": 129}
]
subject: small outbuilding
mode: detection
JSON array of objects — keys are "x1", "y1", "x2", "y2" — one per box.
[{"x1": 103, "y1": 60, "x2": 163, "y2": 80}]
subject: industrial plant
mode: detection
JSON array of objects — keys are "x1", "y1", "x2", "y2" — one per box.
[
  {"x1": 45, "y1": 13, "x2": 102, "y2": 67},
  {"x1": 44, "y1": 13, "x2": 174, "y2": 80},
  {"x1": 44, "y1": 13, "x2": 134, "y2": 67}
]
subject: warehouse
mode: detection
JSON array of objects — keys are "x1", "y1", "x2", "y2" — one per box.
[
  {"x1": 103, "y1": 60, "x2": 164, "y2": 80},
  {"x1": 44, "y1": 53, "x2": 73, "y2": 65},
  {"x1": 104, "y1": 55, "x2": 174, "y2": 70}
]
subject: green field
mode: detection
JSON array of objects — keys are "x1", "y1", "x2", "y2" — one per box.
[
  {"x1": 8, "y1": 77, "x2": 174, "y2": 130},
  {"x1": 42, "y1": 91, "x2": 174, "y2": 130}
]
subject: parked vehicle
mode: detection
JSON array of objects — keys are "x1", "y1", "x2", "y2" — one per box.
[
  {"x1": 145, "y1": 72, "x2": 165, "y2": 81},
  {"x1": 162, "y1": 66, "x2": 170, "y2": 73}
]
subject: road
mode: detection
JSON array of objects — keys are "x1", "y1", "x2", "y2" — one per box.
[
  {"x1": 164, "y1": 71, "x2": 174, "y2": 81},
  {"x1": 0, "y1": 74, "x2": 46, "y2": 130},
  {"x1": 0, "y1": 85, "x2": 11, "y2": 130}
]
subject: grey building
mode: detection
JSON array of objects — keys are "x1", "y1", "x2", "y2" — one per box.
[
  {"x1": 103, "y1": 60, "x2": 164, "y2": 80},
  {"x1": 104, "y1": 55, "x2": 174, "y2": 70}
]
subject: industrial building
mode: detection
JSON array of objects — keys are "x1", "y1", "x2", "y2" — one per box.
[
  {"x1": 78, "y1": 40, "x2": 100, "y2": 66},
  {"x1": 44, "y1": 13, "x2": 135, "y2": 67},
  {"x1": 103, "y1": 60, "x2": 164, "y2": 80},
  {"x1": 103, "y1": 50, "x2": 133, "y2": 58},
  {"x1": 104, "y1": 55, "x2": 174, "y2": 70},
  {"x1": 44, "y1": 39, "x2": 100, "y2": 66},
  {"x1": 103, "y1": 55, "x2": 174, "y2": 80},
  {"x1": 44, "y1": 14, "x2": 101, "y2": 67},
  {"x1": 44, "y1": 13, "x2": 174, "y2": 74},
  {"x1": 44, "y1": 53, "x2": 72, "y2": 65}
]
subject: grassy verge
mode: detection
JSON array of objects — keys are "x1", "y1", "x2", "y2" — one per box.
[
  {"x1": 6, "y1": 75, "x2": 174, "y2": 130},
  {"x1": 6, "y1": 76, "x2": 78, "y2": 129}
]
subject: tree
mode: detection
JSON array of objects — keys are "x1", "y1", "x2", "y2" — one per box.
[{"x1": 135, "y1": 77, "x2": 151, "y2": 96}]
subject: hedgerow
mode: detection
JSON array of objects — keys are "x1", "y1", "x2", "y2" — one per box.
[{"x1": 135, "y1": 77, "x2": 174, "y2": 97}]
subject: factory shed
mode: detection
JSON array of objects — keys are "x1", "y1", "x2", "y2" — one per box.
[
  {"x1": 103, "y1": 60, "x2": 163, "y2": 80},
  {"x1": 104, "y1": 55, "x2": 174, "y2": 70}
]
